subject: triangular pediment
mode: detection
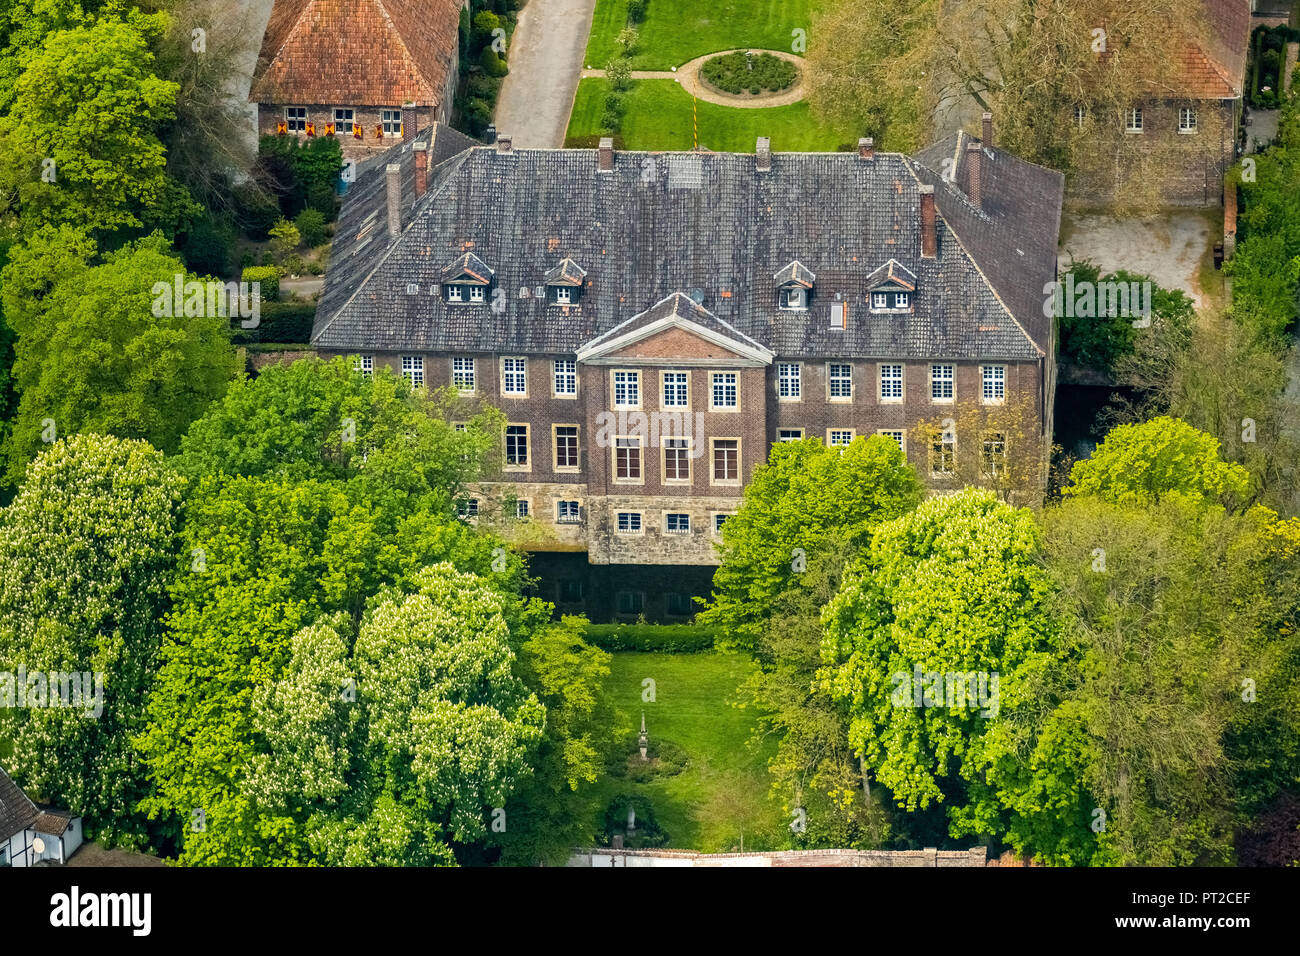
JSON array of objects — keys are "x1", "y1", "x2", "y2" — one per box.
[{"x1": 576, "y1": 292, "x2": 773, "y2": 366}]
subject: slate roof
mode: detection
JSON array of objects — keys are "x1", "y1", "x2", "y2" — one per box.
[
  {"x1": 443, "y1": 251, "x2": 494, "y2": 284},
  {"x1": 544, "y1": 258, "x2": 588, "y2": 286},
  {"x1": 0, "y1": 765, "x2": 39, "y2": 841},
  {"x1": 251, "y1": 0, "x2": 464, "y2": 107},
  {"x1": 580, "y1": 292, "x2": 772, "y2": 359},
  {"x1": 865, "y1": 258, "x2": 918, "y2": 291},
  {"x1": 773, "y1": 260, "x2": 816, "y2": 289},
  {"x1": 314, "y1": 130, "x2": 1066, "y2": 362}
]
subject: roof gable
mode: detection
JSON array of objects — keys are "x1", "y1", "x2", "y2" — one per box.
[
  {"x1": 578, "y1": 293, "x2": 773, "y2": 365},
  {"x1": 865, "y1": 258, "x2": 918, "y2": 292}
]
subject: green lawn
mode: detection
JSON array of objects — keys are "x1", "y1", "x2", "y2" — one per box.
[
  {"x1": 585, "y1": 0, "x2": 827, "y2": 70},
  {"x1": 566, "y1": 78, "x2": 853, "y2": 153},
  {"x1": 590, "y1": 650, "x2": 785, "y2": 852}
]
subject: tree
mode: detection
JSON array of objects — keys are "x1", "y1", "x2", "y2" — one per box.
[
  {"x1": 497, "y1": 615, "x2": 617, "y2": 865},
  {"x1": 268, "y1": 218, "x2": 300, "y2": 260},
  {"x1": 1, "y1": 231, "x2": 240, "y2": 483},
  {"x1": 1063, "y1": 416, "x2": 1252, "y2": 510},
  {"x1": 1056, "y1": 261, "x2": 1196, "y2": 372},
  {"x1": 0, "y1": 435, "x2": 183, "y2": 846},
  {"x1": 820, "y1": 488, "x2": 1062, "y2": 845},
  {"x1": 700, "y1": 435, "x2": 922, "y2": 653},
  {"x1": 0, "y1": 14, "x2": 184, "y2": 237}
]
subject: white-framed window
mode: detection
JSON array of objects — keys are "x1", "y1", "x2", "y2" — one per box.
[
  {"x1": 871, "y1": 292, "x2": 888, "y2": 309},
  {"x1": 452, "y1": 357, "x2": 476, "y2": 393},
  {"x1": 286, "y1": 107, "x2": 307, "y2": 132},
  {"x1": 554, "y1": 425, "x2": 579, "y2": 470},
  {"x1": 515, "y1": 499, "x2": 531, "y2": 518},
  {"x1": 613, "y1": 370, "x2": 640, "y2": 408},
  {"x1": 981, "y1": 365, "x2": 1006, "y2": 404},
  {"x1": 895, "y1": 292, "x2": 911, "y2": 308},
  {"x1": 711, "y1": 438, "x2": 740, "y2": 483},
  {"x1": 777, "y1": 428, "x2": 804, "y2": 442},
  {"x1": 446, "y1": 285, "x2": 464, "y2": 303},
  {"x1": 663, "y1": 437, "x2": 691, "y2": 482},
  {"x1": 354, "y1": 354, "x2": 373, "y2": 378},
  {"x1": 830, "y1": 301, "x2": 846, "y2": 329},
  {"x1": 469, "y1": 285, "x2": 485, "y2": 303},
  {"x1": 713, "y1": 513, "x2": 730, "y2": 535},
  {"x1": 982, "y1": 431, "x2": 1007, "y2": 477},
  {"x1": 930, "y1": 363, "x2": 954, "y2": 401},
  {"x1": 456, "y1": 497, "x2": 479, "y2": 519},
  {"x1": 1179, "y1": 107, "x2": 1197, "y2": 133},
  {"x1": 877, "y1": 429, "x2": 905, "y2": 454},
  {"x1": 829, "y1": 363, "x2": 853, "y2": 401},
  {"x1": 401, "y1": 355, "x2": 424, "y2": 388},
  {"x1": 505, "y1": 423, "x2": 529, "y2": 469},
  {"x1": 931, "y1": 427, "x2": 956, "y2": 476},
  {"x1": 828, "y1": 428, "x2": 855, "y2": 448},
  {"x1": 502, "y1": 357, "x2": 527, "y2": 396},
  {"x1": 1073, "y1": 105, "x2": 1086, "y2": 128},
  {"x1": 778, "y1": 362, "x2": 801, "y2": 400},
  {"x1": 333, "y1": 107, "x2": 354, "y2": 130},
  {"x1": 1124, "y1": 107, "x2": 1143, "y2": 132},
  {"x1": 780, "y1": 287, "x2": 807, "y2": 310},
  {"x1": 553, "y1": 359, "x2": 577, "y2": 396},
  {"x1": 382, "y1": 108, "x2": 402, "y2": 135},
  {"x1": 880, "y1": 364, "x2": 903, "y2": 401},
  {"x1": 711, "y1": 372, "x2": 738, "y2": 410},
  {"x1": 616, "y1": 512, "x2": 643, "y2": 534},
  {"x1": 615, "y1": 437, "x2": 642, "y2": 481},
  {"x1": 662, "y1": 371, "x2": 689, "y2": 407},
  {"x1": 665, "y1": 513, "x2": 691, "y2": 534},
  {"x1": 555, "y1": 286, "x2": 572, "y2": 304},
  {"x1": 557, "y1": 500, "x2": 581, "y2": 523}
]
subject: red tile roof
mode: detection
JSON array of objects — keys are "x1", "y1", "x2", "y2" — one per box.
[
  {"x1": 251, "y1": 0, "x2": 465, "y2": 107},
  {"x1": 1174, "y1": 0, "x2": 1252, "y2": 98}
]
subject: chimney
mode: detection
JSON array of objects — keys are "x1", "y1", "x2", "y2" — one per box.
[
  {"x1": 966, "y1": 140, "x2": 983, "y2": 210},
  {"x1": 755, "y1": 136, "x2": 771, "y2": 172},
  {"x1": 919, "y1": 184, "x2": 936, "y2": 258},
  {"x1": 981, "y1": 111, "x2": 993, "y2": 147},
  {"x1": 496, "y1": 134, "x2": 512, "y2": 154},
  {"x1": 414, "y1": 141, "x2": 429, "y2": 197},
  {"x1": 385, "y1": 163, "x2": 402, "y2": 239},
  {"x1": 598, "y1": 136, "x2": 614, "y2": 172},
  {"x1": 858, "y1": 137, "x2": 874, "y2": 160},
  {"x1": 402, "y1": 102, "x2": 416, "y2": 141}
]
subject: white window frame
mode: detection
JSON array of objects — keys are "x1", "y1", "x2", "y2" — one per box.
[
  {"x1": 555, "y1": 286, "x2": 572, "y2": 304},
  {"x1": 401, "y1": 355, "x2": 424, "y2": 388},
  {"x1": 930, "y1": 363, "x2": 954, "y2": 402},
  {"x1": 894, "y1": 292, "x2": 911, "y2": 309},
  {"x1": 777, "y1": 362, "x2": 801, "y2": 401},
  {"x1": 665, "y1": 513, "x2": 691, "y2": 535},
  {"x1": 556, "y1": 500, "x2": 581, "y2": 523},
  {"x1": 828, "y1": 363, "x2": 853, "y2": 402},
  {"x1": 616, "y1": 512, "x2": 643, "y2": 535},
  {"x1": 1178, "y1": 106, "x2": 1198, "y2": 133},
  {"x1": 504, "y1": 423, "x2": 530, "y2": 471},
  {"x1": 614, "y1": 436, "x2": 643, "y2": 483},
  {"x1": 780, "y1": 287, "x2": 807, "y2": 311},
  {"x1": 613, "y1": 370, "x2": 640, "y2": 409},
  {"x1": 456, "y1": 497, "x2": 479, "y2": 519},
  {"x1": 553, "y1": 358, "x2": 577, "y2": 397},
  {"x1": 469, "y1": 285, "x2": 485, "y2": 303},
  {"x1": 515, "y1": 499, "x2": 531, "y2": 519},
  {"x1": 661, "y1": 371, "x2": 690, "y2": 408},
  {"x1": 354, "y1": 354, "x2": 374, "y2": 378},
  {"x1": 877, "y1": 429, "x2": 906, "y2": 455},
  {"x1": 1124, "y1": 107, "x2": 1143, "y2": 133},
  {"x1": 880, "y1": 364, "x2": 903, "y2": 403},
  {"x1": 1073, "y1": 105, "x2": 1086, "y2": 128},
  {"x1": 827, "y1": 428, "x2": 855, "y2": 448},
  {"x1": 333, "y1": 107, "x2": 354, "y2": 131},
  {"x1": 710, "y1": 371, "x2": 739, "y2": 411},
  {"x1": 871, "y1": 292, "x2": 888, "y2": 310},
  {"x1": 452, "y1": 357, "x2": 476, "y2": 394},
  {"x1": 981, "y1": 365, "x2": 1006, "y2": 404},
  {"x1": 931, "y1": 428, "x2": 956, "y2": 477},
  {"x1": 982, "y1": 431, "x2": 1007, "y2": 478},
  {"x1": 712, "y1": 513, "x2": 730, "y2": 535},
  {"x1": 446, "y1": 284, "x2": 464, "y2": 303},
  {"x1": 382, "y1": 108, "x2": 402, "y2": 136},
  {"x1": 502, "y1": 357, "x2": 527, "y2": 397},
  {"x1": 286, "y1": 107, "x2": 307, "y2": 132},
  {"x1": 777, "y1": 428, "x2": 804, "y2": 443}
]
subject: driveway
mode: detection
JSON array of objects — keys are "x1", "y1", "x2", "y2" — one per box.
[
  {"x1": 495, "y1": 0, "x2": 598, "y2": 147},
  {"x1": 1058, "y1": 211, "x2": 1223, "y2": 309}
]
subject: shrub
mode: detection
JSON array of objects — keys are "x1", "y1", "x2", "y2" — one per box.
[
  {"x1": 581, "y1": 623, "x2": 717, "y2": 653},
  {"x1": 179, "y1": 213, "x2": 236, "y2": 277},
  {"x1": 467, "y1": 72, "x2": 501, "y2": 101},
  {"x1": 230, "y1": 300, "x2": 316, "y2": 345},
  {"x1": 268, "y1": 219, "x2": 301, "y2": 259},
  {"x1": 606, "y1": 57, "x2": 632, "y2": 92},
  {"x1": 295, "y1": 207, "x2": 328, "y2": 248},
  {"x1": 626, "y1": 0, "x2": 647, "y2": 24},
  {"x1": 232, "y1": 182, "x2": 281, "y2": 240},
  {"x1": 241, "y1": 265, "x2": 281, "y2": 302},
  {"x1": 479, "y1": 47, "x2": 508, "y2": 77},
  {"x1": 617, "y1": 27, "x2": 639, "y2": 56},
  {"x1": 701, "y1": 50, "x2": 798, "y2": 95}
]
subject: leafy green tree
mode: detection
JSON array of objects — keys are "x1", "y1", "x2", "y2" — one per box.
[
  {"x1": 0, "y1": 434, "x2": 183, "y2": 845},
  {"x1": 820, "y1": 488, "x2": 1061, "y2": 845},
  {"x1": 1, "y1": 231, "x2": 240, "y2": 483},
  {"x1": 1056, "y1": 261, "x2": 1195, "y2": 372},
  {"x1": 1064, "y1": 416, "x2": 1252, "y2": 510},
  {"x1": 701, "y1": 435, "x2": 922, "y2": 652},
  {"x1": 0, "y1": 13, "x2": 182, "y2": 237},
  {"x1": 497, "y1": 615, "x2": 617, "y2": 865}
]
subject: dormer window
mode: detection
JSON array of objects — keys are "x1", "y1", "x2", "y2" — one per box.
[
  {"x1": 543, "y1": 258, "x2": 587, "y2": 306},
  {"x1": 441, "y1": 251, "x2": 494, "y2": 305},
  {"x1": 774, "y1": 260, "x2": 815, "y2": 311},
  {"x1": 865, "y1": 259, "x2": 918, "y2": 313}
]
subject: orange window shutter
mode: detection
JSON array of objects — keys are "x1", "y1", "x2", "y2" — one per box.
[
  {"x1": 375, "y1": 123, "x2": 384, "y2": 138},
  {"x1": 353, "y1": 123, "x2": 362, "y2": 138},
  {"x1": 325, "y1": 123, "x2": 335, "y2": 136},
  {"x1": 276, "y1": 122, "x2": 287, "y2": 134},
  {"x1": 305, "y1": 122, "x2": 315, "y2": 136}
]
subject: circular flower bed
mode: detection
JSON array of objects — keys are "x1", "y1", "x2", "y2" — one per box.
[{"x1": 700, "y1": 50, "x2": 798, "y2": 96}]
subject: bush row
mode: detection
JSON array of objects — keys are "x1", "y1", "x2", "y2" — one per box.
[{"x1": 582, "y1": 623, "x2": 718, "y2": 653}]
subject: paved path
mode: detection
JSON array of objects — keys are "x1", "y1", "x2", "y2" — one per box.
[
  {"x1": 494, "y1": 0, "x2": 598, "y2": 147},
  {"x1": 582, "y1": 50, "x2": 808, "y2": 109}
]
